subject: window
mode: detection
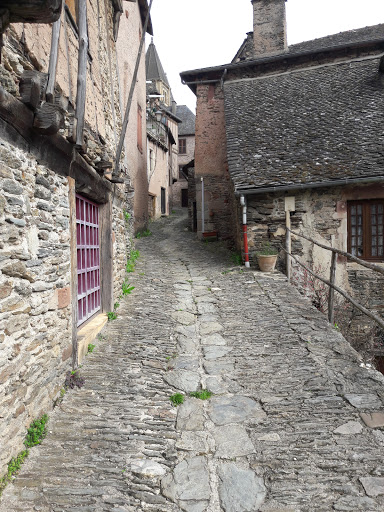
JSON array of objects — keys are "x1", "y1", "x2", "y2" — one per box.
[
  {"x1": 179, "y1": 166, "x2": 185, "y2": 180},
  {"x1": 76, "y1": 195, "x2": 100, "y2": 326},
  {"x1": 348, "y1": 199, "x2": 384, "y2": 260},
  {"x1": 179, "y1": 138, "x2": 186, "y2": 154},
  {"x1": 137, "y1": 105, "x2": 143, "y2": 153}
]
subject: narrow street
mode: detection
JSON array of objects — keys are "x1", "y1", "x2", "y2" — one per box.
[{"x1": 2, "y1": 210, "x2": 384, "y2": 512}]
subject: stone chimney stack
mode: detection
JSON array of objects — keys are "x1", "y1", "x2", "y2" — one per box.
[{"x1": 252, "y1": 0, "x2": 287, "y2": 57}]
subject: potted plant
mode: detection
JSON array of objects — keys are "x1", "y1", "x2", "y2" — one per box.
[{"x1": 256, "y1": 242, "x2": 278, "y2": 272}]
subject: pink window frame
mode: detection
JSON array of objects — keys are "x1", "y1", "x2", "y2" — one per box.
[{"x1": 76, "y1": 195, "x2": 101, "y2": 326}]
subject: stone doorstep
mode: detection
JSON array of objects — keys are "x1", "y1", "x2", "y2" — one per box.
[{"x1": 77, "y1": 314, "x2": 108, "y2": 364}]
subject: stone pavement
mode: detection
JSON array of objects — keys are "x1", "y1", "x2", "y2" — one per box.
[{"x1": 2, "y1": 210, "x2": 384, "y2": 512}]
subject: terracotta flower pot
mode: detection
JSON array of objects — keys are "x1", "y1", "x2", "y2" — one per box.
[{"x1": 257, "y1": 254, "x2": 277, "y2": 272}]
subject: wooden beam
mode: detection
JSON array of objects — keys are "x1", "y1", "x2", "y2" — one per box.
[
  {"x1": 2, "y1": 0, "x2": 62, "y2": 24},
  {"x1": 33, "y1": 102, "x2": 64, "y2": 135},
  {"x1": 19, "y1": 70, "x2": 48, "y2": 110},
  {"x1": 100, "y1": 196, "x2": 114, "y2": 314},
  {"x1": 46, "y1": 4, "x2": 63, "y2": 103},
  {"x1": 74, "y1": 0, "x2": 88, "y2": 147},
  {"x1": 68, "y1": 176, "x2": 79, "y2": 369}
]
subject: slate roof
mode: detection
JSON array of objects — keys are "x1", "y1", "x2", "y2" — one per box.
[
  {"x1": 224, "y1": 56, "x2": 384, "y2": 191},
  {"x1": 176, "y1": 105, "x2": 196, "y2": 136},
  {"x1": 232, "y1": 25, "x2": 384, "y2": 63},
  {"x1": 146, "y1": 39, "x2": 169, "y2": 86}
]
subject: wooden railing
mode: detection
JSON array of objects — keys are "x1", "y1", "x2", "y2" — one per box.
[{"x1": 284, "y1": 227, "x2": 384, "y2": 331}]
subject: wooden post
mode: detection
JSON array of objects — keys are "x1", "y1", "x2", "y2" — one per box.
[
  {"x1": 285, "y1": 212, "x2": 291, "y2": 282},
  {"x1": 68, "y1": 177, "x2": 79, "y2": 369},
  {"x1": 46, "y1": 3, "x2": 63, "y2": 103},
  {"x1": 328, "y1": 251, "x2": 337, "y2": 325},
  {"x1": 75, "y1": 0, "x2": 88, "y2": 147}
]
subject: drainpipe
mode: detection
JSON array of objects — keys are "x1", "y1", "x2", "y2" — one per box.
[
  {"x1": 240, "y1": 195, "x2": 250, "y2": 268},
  {"x1": 201, "y1": 177, "x2": 205, "y2": 235}
]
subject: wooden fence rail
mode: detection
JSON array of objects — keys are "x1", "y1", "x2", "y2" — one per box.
[{"x1": 284, "y1": 227, "x2": 384, "y2": 331}]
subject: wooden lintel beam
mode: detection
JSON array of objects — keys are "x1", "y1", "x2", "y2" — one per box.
[
  {"x1": 74, "y1": 0, "x2": 88, "y2": 147},
  {"x1": 33, "y1": 102, "x2": 65, "y2": 135},
  {"x1": 2, "y1": 0, "x2": 62, "y2": 24},
  {"x1": 19, "y1": 70, "x2": 48, "y2": 110}
]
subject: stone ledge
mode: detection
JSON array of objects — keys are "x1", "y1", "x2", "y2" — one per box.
[{"x1": 77, "y1": 314, "x2": 108, "y2": 364}]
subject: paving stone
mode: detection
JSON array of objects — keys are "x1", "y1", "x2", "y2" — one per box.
[
  {"x1": 161, "y1": 456, "x2": 210, "y2": 504},
  {"x1": 333, "y1": 496, "x2": 377, "y2": 511},
  {"x1": 257, "y1": 432, "x2": 281, "y2": 442},
  {"x1": 201, "y1": 333, "x2": 227, "y2": 346},
  {"x1": 172, "y1": 311, "x2": 196, "y2": 326},
  {"x1": 203, "y1": 345, "x2": 232, "y2": 360},
  {"x1": 163, "y1": 369, "x2": 200, "y2": 392},
  {"x1": 334, "y1": 421, "x2": 364, "y2": 435},
  {"x1": 176, "y1": 400, "x2": 205, "y2": 431},
  {"x1": 218, "y1": 463, "x2": 266, "y2": 511},
  {"x1": 213, "y1": 424, "x2": 255, "y2": 458},
  {"x1": 174, "y1": 356, "x2": 199, "y2": 371},
  {"x1": 344, "y1": 393, "x2": 382, "y2": 409},
  {"x1": 175, "y1": 431, "x2": 214, "y2": 453},
  {"x1": 208, "y1": 395, "x2": 266, "y2": 425},
  {"x1": 360, "y1": 477, "x2": 384, "y2": 497},
  {"x1": 130, "y1": 459, "x2": 167, "y2": 478},
  {"x1": 360, "y1": 412, "x2": 384, "y2": 428},
  {"x1": 204, "y1": 360, "x2": 235, "y2": 375},
  {"x1": 199, "y1": 322, "x2": 224, "y2": 335}
]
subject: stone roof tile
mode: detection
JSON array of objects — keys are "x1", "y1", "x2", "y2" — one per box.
[{"x1": 224, "y1": 57, "x2": 384, "y2": 190}]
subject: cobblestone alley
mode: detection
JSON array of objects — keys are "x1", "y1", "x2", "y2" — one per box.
[{"x1": 2, "y1": 211, "x2": 384, "y2": 512}]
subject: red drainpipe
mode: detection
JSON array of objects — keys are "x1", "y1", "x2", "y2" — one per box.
[{"x1": 240, "y1": 195, "x2": 250, "y2": 268}]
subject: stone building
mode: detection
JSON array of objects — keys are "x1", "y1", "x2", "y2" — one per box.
[
  {"x1": 181, "y1": 1, "x2": 384, "y2": 358},
  {"x1": 172, "y1": 105, "x2": 196, "y2": 209},
  {"x1": 145, "y1": 39, "x2": 180, "y2": 219},
  {"x1": 0, "y1": 0, "x2": 152, "y2": 476}
]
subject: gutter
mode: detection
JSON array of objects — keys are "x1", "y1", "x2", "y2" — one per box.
[{"x1": 234, "y1": 175, "x2": 384, "y2": 196}]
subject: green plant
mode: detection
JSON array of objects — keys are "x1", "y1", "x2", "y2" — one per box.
[
  {"x1": 123, "y1": 210, "x2": 131, "y2": 221},
  {"x1": 189, "y1": 390, "x2": 213, "y2": 400},
  {"x1": 107, "y1": 311, "x2": 117, "y2": 321},
  {"x1": 170, "y1": 393, "x2": 185, "y2": 406},
  {"x1": 231, "y1": 252, "x2": 242, "y2": 265},
  {"x1": 136, "y1": 229, "x2": 152, "y2": 239},
  {"x1": 114, "y1": 301, "x2": 120, "y2": 310},
  {"x1": 122, "y1": 280, "x2": 135, "y2": 296},
  {"x1": 256, "y1": 242, "x2": 278, "y2": 256},
  {"x1": 24, "y1": 414, "x2": 49, "y2": 448},
  {"x1": 88, "y1": 343, "x2": 95, "y2": 353},
  {"x1": 126, "y1": 249, "x2": 140, "y2": 273},
  {"x1": 0, "y1": 449, "x2": 29, "y2": 495}
]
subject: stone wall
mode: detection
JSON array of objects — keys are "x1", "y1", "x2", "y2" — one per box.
[{"x1": 0, "y1": 141, "x2": 72, "y2": 474}]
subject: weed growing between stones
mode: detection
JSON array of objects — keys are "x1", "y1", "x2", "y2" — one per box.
[
  {"x1": 126, "y1": 249, "x2": 140, "y2": 273},
  {"x1": 0, "y1": 450, "x2": 29, "y2": 496},
  {"x1": 122, "y1": 280, "x2": 135, "y2": 296},
  {"x1": 189, "y1": 390, "x2": 213, "y2": 400},
  {"x1": 135, "y1": 229, "x2": 152, "y2": 239},
  {"x1": 64, "y1": 370, "x2": 85, "y2": 389},
  {"x1": 87, "y1": 343, "x2": 95, "y2": 353},
  {"x1": 24, "y1": 414, "x2": 49, "y2": 448},
  {"x1": 123, "y1": 210, "x2": 131, "y2": 221},
  {"x1": 231, "y1": 252, "x2": 242, "y2": 265},
  {"x1": 53, "y1": 388, "x2": 66, "y2": 408},
  {"x1": 107, "y1": 311, "x2": 118, "y2": 321},
  {"x1": 170, "y1": 393, "x2": 185, "y2": 406},
  {"x1": 0, "y1": 414, "x2": 49, "y2": 495}
]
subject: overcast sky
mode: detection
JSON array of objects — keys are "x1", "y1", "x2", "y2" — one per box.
[{"x1": 145, "y1": 0, "x2": 384, "y2": 112}]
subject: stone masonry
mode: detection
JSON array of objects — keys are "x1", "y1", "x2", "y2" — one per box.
[{"x1": 1, "y1": 211, "x2": 384, "y2": 511}]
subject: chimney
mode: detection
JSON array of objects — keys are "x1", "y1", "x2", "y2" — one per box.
[{"x1": 252, "y1": 0, "x2": 287, "y2": 57}]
